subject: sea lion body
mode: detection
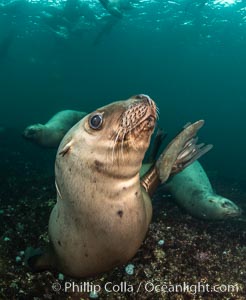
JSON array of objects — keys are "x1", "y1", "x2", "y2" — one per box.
[
  {"x1": 166, "y1": 161, "x2": 241, "y2": 220},
  {"x1": 47, "y1": 96, "x2": 156, "y2": 277},
  {"x1": 49, "y1": 187, "x2": 151, "y2": 277},
  {"x1": 23, "y1": 110, "x2": 87, "y2": 148}
]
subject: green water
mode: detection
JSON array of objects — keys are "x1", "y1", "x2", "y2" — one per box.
[{"x1": 0, "y1": 0, "x2": 245, "y2": 180}]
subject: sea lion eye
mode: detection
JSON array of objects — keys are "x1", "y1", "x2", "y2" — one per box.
[{"x1": 89, "y1": 114, "x2": 103, "y2": 130}]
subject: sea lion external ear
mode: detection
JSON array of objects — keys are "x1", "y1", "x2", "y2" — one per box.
[{"x1": 59, "y1": 140, "x2": 73, "y2": 156}]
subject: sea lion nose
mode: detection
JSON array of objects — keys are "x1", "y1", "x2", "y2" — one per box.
[{"x1": 135, "y1": 94, "x2": 153, "y2": 106}]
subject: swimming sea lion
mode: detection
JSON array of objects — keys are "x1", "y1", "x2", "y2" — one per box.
[
  {"x1": 99, "y1": 0, "x2": 132, "y2": 18},
  {"x1": 165, "y1": 160, "x2": 242, "y2": 220},
  {"x1": 22, "y1": 110, "x2": 87, "y2": 148},
  {"x1": 25, "y1": 94, "x2": 211, "y2": 277}
]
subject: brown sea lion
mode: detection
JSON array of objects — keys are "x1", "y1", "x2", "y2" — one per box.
[
  {"x1": 22, "y1": 110, "x2": 87, "y2": 148},
  {"x1": 25, "y1": 94, "x2": 211, "y2": 277}
]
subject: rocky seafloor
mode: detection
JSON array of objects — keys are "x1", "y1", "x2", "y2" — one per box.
[{"x1": 0, "y1": 132, "x2": 246, "y2": 300}]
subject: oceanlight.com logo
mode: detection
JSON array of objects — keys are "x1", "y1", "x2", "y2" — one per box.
[
  {"x1": 52, "y1": 281, "x2": 240, "y2": 295},
  {"x1": 143, "y1": 282, "x2": 240, "y2": 295}
]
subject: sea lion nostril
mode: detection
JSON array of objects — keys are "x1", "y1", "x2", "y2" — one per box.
[
  {"x1": 146, "y1": 116, "x2": 156, "y2": 129},
  {"x1": 147, "y1": 116, "x2": 155, "y2": 123},
  {"x1": 134, "y1": 94, "x2": 143, "y2": 99},
  {"x1": 135, "y1": 94, "x2": 152, "y2": 105}
]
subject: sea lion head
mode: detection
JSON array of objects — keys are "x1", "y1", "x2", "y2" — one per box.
[
  {"x1": 22, "y1": 124, "x2": 44, "y2": 142},
  {"x1": 194, "y1": 194, "x2": 242, "y2": 220},
  {"x1": 57, "y1": 94, "x2": 157, "y2": 179},
  {"x1": 207, "y1": 195, "x2": 242, "y2": 219}
]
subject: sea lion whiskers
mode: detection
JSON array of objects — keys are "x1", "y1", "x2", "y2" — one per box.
[
  {"x1": 155, "y1": 105, "x2": 160, "y2": 120},
  {"x1": 120, "y1": 131, "x2": 125, "y2": 162},
  {"x1": 110, "y1": 125, "x2": 135, "y2": 164},
  {"x1": 116, "y1": 128, "x2": 129, "y2": 162},
  {"x1": 110, "y1": 127, "x2": 124, "y2": 163}
]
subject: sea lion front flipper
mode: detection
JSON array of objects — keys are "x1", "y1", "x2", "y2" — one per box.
[
  {"x1": 25, "y1": 247, "x2": 54, "y2": 272},
  {"x1": 156, "y1": 120, "x2": 213, "y2": 183}
]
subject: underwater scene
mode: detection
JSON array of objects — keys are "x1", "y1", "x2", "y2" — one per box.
[{"x1": 0, "y1": 0, "x2": 246, "y2": 299}]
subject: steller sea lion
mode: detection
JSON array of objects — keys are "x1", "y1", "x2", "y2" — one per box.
[
  {"x1": 98, "y1": 0, "x2": 133, "y2": 18},
  {"x1": 165, "y1": 160, "x2": 241, "y2": 220},
  {"x1": 25, "y1": 94, "x2": 211, "y2": 278},
  {"x1": 99, "y1": 0, "x2": 123, "y2": 18},
  {"x1": 22, "y1": 110, "x2": 87, "y2": 148}
]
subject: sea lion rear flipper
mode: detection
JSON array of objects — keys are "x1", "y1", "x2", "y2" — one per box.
[
  {"x1": 25, "y1": 247, "x2": 53, "y2": 272},
  {"x1": 156, "y1": 120, "x2": 213, "y2": 183},
  {"x1": 140, "y1": 120, "x2": 212, "y2": 195}
]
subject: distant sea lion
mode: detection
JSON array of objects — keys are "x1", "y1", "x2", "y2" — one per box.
[
  {"x1": 25, "y1": 94, "x2": 211, "y2": 277},
  {"x1": 165, "y1": 160, "x2": 241, "y2": 220},
  {"x1": 99, "y1": 0, "x2": 132, "y2": 18},
  {"x1": 99, "y1": 0, "x2": 123, "y2": 17},
  {"x1": 22, "y1": 110, "x2": 87, "y2": 148}
]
